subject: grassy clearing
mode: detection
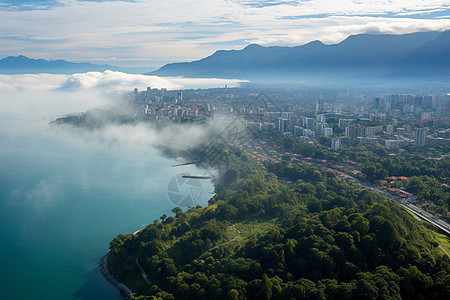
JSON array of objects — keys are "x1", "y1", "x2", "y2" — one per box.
[
  {"x1": 432, "y1": 231, "x2": 450, "y2": 257},
  {"x1": 235, "y1": 216, "x2": 280, "y2": 241}
]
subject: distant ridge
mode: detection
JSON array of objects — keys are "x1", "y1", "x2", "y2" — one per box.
[
  {"x1": 150, "y1": 31, "x2": 450, "y2": 85},
  {"x1": 0, "y1": 55, "x2": 123, "y2": 74}
]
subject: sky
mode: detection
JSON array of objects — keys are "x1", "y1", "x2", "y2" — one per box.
[{"x1": 1, "y1": 0, "x2": 450, "y2": 70}]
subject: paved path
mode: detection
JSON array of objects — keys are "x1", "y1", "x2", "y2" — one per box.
[
  {"x1": 438, "y1": 245, "x2": 450, "y2": 258},
  {"x1": 136, "y1": 256, "x2": 152, "y2": 286}
]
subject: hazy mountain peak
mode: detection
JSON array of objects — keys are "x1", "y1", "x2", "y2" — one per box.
[
  {"x1": 244, "y1": 44, "x2": 264, "y2": 49},
  {"x1": 151, "y1": 31, "x2": 450, "y2": 85},
  {"x1": 303, "y1": 40, "x2": 325, "y2": 47},
  {"x1": 0, "y1": 55, "x2": 122, "y2": 74}
]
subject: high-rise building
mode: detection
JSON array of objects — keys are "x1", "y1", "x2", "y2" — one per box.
[
  {"x1": 315, "y1": 99, "x2": 324, "y2": 114},
  {"x1": 331, "y1": 138, "x2": 340, "y2": 150},
  {"x1": 374, "y1": 97, "x2": 381, "y2": 109},
  {"x1": 370, "y1": 113, "x2": 386, "y2": 122},
  {"x1": 438, "y1": 129, "x2": 450, "y2": 139},
  {"x1": 316, "y1": 114, "x2": 325, "y2": 123},
  {"x1": 324, "y1": 127, "x2": 333, "y2": 136},
  {"x1": 345, "y1": 124, "x2": 363, "y2": 138},
  {"x1": 385, "y1": 139, "x2": 414, "y2": 148},
  {"x1": 305, "y1": 118, "x2": 316, "y2": 130},
  {"x1": 278, "y1": 117, "x2": 289, "y2": 133},
  {"x1": 421, "y1": 112, "x2": 431, "y2": 120},
  {"x1": 294, "y1": 126, "x2": 303, "y2": 136},
  {"x1": 426, "y1": 137, "x2": 450, "y2": 148},
  {"x1": 246, "y1": 122, "x2": 262, "y2": 131},
  {"x1": 414, "y1": 128, "x2": 426, "y2": 147},
  {"x1": 339, "y1": 119, "x2": 353, "y2": 129},
  {"x1": 281, "y1": 112, "x2": 290, "y2": 119},
  {"x1": 289, "y1": 115, "x2": 299, "y2": 133},
  {"x1": 176, "y1": 92, "x2": 183, "y2": 103},
  {"x1": 386, "y1": 125, "x2": 394, "y2": 133},
  {"x1": 263, "y1": 122, "x2": 275, "y2": 131},
  {"x1": 316, "y1": 123, "x2": 325, "y2": 136},
  {"x1": 299, "y1": 116, "x2": 307, "y2": 127},
  {"x1": 422, "y1": 95, "x2": 434, "y2": 107},
  {"x1": 303, "y1": 129, "x2": 314, "y2": 138},
  {"x1": 403, "y1": 104, "x2": 414, "y2": 114},
  {"x1": 364, "y1": 127, "x2": 379, "y2": 137},
  {"x1": 396, "y1": 128, "x2": 405, "y2": 135},
  {"x1": 414, "y1": 96, "x2": 423, "y2": 106}
]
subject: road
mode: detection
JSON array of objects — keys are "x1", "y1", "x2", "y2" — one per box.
[
  {"x1": 246, "y1": 140, "x2": 450, "y2": 237},
  {"x1": 354, "y1": 178, "x2": 450, "y2": 237}
]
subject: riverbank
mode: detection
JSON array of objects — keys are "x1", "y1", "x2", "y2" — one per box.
[{"x1": 99, "y1": 252, "x2": 134, "y2": 299}]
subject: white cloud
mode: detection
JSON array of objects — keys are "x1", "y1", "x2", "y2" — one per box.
[
  {"x1": 0, "y1": 0, "x2": 449, "y2": 65},
  {"x1": 58, "y1": 70, "x2": 246, "y2": 91},
  {"x1": 0, "y1": 72, "x2": 244, "y2": 132},
  {"x1": 0, "y1": 71, "x2": 245, "y2": 92},
  {"x1": 0, "y1": 73, "x2": 68, "y2": 91},
  {"x1": 254, "y1": 16, "x2": 450, "y2": 46}
]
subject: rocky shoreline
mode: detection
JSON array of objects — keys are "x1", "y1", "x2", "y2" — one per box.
[{"x1": 99, "y1": 252, "x2": 134, "y2": 299}]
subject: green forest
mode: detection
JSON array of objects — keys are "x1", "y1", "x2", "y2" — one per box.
[
  {"x1": 107, "y1": 145, "x2": 450, "y2": 300},
  {"x1": 256, "y1": 130, "x2": 450, "y2": 219}
]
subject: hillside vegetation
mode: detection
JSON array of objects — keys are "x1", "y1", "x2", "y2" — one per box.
[{"x1": 108, "y1": 147, "x2": 450, "y2": 300}]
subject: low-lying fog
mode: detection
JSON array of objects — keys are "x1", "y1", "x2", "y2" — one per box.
[
  {"x1": 0, "y1": 71, "x2": 237, "y2": 299},
  {"x1": 0, "y1": 71, "x2": 246, "y2": 144}
]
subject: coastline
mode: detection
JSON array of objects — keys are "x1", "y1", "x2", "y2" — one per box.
[
  {"x1": 100, "y1": 150, "x2": 216, "y2": 298},
  {"x1": 99, "y1": 252, "x2": 134, "y2": 299}
]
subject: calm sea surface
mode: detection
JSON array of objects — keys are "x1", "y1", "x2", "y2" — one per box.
[{"x1": 0, "y1": 112, "x2": 213, "y2": 299}]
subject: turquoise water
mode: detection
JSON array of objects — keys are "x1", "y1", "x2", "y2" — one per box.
[{"x1": 0, "y1": 115, "x2": 213, "y2": 299}]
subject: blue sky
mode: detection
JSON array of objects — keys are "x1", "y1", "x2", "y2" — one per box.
[{"x1": 1, "y1": 0, "x2": 450, "y2": 69}]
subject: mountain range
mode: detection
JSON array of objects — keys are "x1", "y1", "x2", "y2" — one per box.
[
  {"x1": 2, "y1": 31, "x2": 450, "y2": 86},
  {"x1": 150, "y1": 30, "x2": 450, "y2": 85},
  {"x1": 0, "y1": 55, "x2": 124, "y2": 74}
]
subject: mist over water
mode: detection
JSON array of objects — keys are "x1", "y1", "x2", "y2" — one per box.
[{"x1": 0, "y1": 74, "x2": 221, "y2": 299}]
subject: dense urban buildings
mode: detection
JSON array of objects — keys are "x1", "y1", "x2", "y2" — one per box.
[{"x1": 129, "y1": 87, "x2": 450, "y2": 151}]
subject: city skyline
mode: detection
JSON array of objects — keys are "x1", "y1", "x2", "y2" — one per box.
[{"x1": 1, "y1": 0, "x2": 450, "y2": 69}]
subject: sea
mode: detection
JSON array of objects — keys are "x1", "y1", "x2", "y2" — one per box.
[{"x1": 0, "y1": 91, "x2": 214, "y2": 299}]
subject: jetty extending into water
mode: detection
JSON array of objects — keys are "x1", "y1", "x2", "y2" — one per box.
[
  {"x1": 182, "y1": 174, "x2": 214, "y2": 179},
  {"x1": 171, "y1": 162, "x2": 196, "y2": 167}
]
